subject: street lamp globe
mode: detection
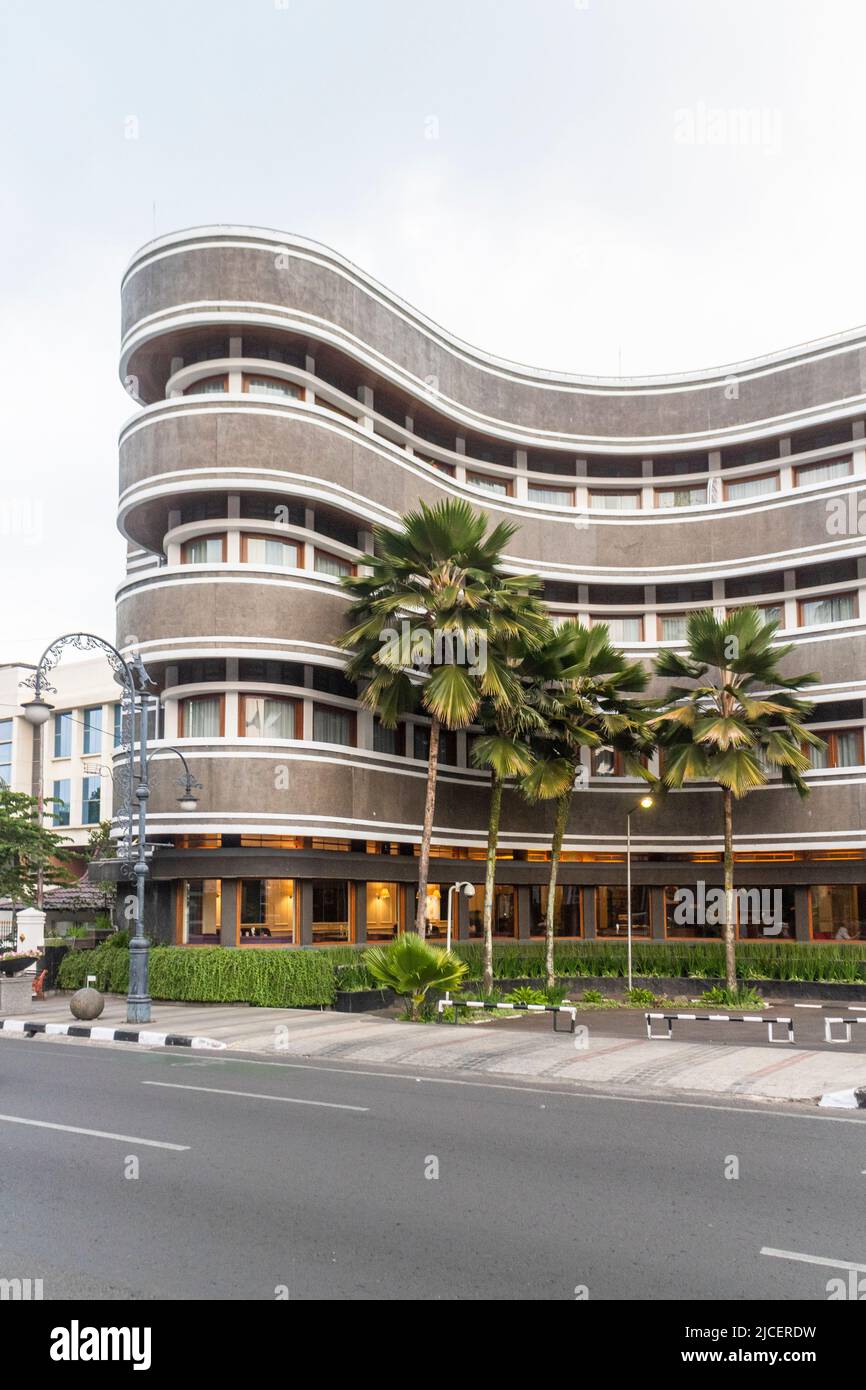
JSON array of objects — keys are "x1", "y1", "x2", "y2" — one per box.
[
  {"x1": 178, "y1": 791, "x2": 199, "y2": 813},
  {"x1": 639, "y1": 795, "x2": 654, "y2": 809},
  {"x1": 22, "y1": 697, "x2": 54, "y2": 726}
]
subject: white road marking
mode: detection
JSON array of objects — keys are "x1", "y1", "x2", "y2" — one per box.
[
  {"x1": 0, "y1": 1112, "x2": 189, "y2": 1150},
  {"x1": 761, "y1": 1246, "x2": 866, "y2": 1273},
  {"x1": 142, "y1": 1080, "x2": 368, "y2": 1112}
]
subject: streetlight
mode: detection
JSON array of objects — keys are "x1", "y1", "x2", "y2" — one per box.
[
  {"x1": 626, "y1": 795, "x2": 655, "y2": 993},
  {"x1": 445, "y1": 881, "x2": 474, "y2": 1005},
  {"x1": 22, "y1": 634, "x2": 201, "y2": 1024}
]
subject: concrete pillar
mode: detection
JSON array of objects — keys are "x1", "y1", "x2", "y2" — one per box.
[
  {"x1": 582, "y1": 886, "x2": 596, "y2": 939},
  {"x1": 354, "y1": 882, "x2": 367, "y2": 944},
  {"x1": 794, "y1": 886, "x2": 811, "y2": 942},
  {"x1": 514, "y1": 448, "x2": 529, "y2": 502},
  {"x1": 650, "y1": 886, "x2": 666, "y2": 940},
  {"x1": 517, "y1": 885, "x2": 532, "y2": 939},
  {"x1": 457, "y1": 888, "x2": 471, "y2": 942},
  {"x1": 220, "y1": 879, "x2": 239, "y2": 948}
]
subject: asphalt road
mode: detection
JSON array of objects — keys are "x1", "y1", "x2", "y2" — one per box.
[{"x1": 2, "y1": 1035, "x2": 865, "y2": 1301}]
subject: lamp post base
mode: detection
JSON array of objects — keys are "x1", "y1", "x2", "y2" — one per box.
[{"x1": 126, "y1": 997, "x2": 153, "y2": 1025}]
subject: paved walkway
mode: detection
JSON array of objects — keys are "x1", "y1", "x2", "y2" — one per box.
[{"x1": 6, "y1": 995, "x2": 866, "y2": 1104}]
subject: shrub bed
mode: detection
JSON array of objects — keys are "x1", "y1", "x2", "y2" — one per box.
[{"x1": 58, "y1": 944, "x2": 334, "y2": 1008}]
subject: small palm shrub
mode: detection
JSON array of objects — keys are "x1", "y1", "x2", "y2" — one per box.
[
  {"x1": 505, "y1": 986, "x2": 547, "y2": 1007},
  {"x1": 363, "y1": 935, "x2": 468, "y2": 1021},
  {"x1": 626, "y1": 987, "x2": 657, "y2": 1006},
  {"x1": 700, "y1": 985, "x2": 766, "y2": 1009}
]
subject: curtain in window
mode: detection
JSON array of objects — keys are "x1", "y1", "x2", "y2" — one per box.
[
  {"x1": 184, "y1": 697, "x2": 221, "y2": 738},
  {"x1": 313, "y1": 707, "x2": 350, "y2": 744},
  {"x1": 244, "y1": 698, "x2": 296, "y2": 739}
]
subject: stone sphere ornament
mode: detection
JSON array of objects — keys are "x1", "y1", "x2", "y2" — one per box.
[{"x1": 69, "y1": 987, "x2": 105, "y2": 1021}]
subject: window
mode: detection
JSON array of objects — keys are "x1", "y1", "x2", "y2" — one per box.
[
  {"x1": 528, "y1": 484, "x2": 574, "y2": 506},
  {"x1": 113, "y1": 703, "x2": 124, "y2": 747},
  {"x1": 182, "y1": 535, "x2": 225, "y2": 564},
  {"x1": 808, "y1": 728, "x2": 863, "y2": 770},
  {"x1": 596, "y1": 886, "x2": 650, "y2": 937},
  {"x1": 183, "y1": 375, "x2": 227, "y2": 395},
  {"x1": 241, "y1": 696, "x2": 298, "y2": 740},
  {"x1": 179, "y1": 696, "x2": 223, "y2": 738},
  {"x1": 658, "y1": 613, "x2": 688, "y2": 641},
  {"x1": 592, "y1": 747, "x2": 621, "y2": 777},
  {"x1": 0, "y1": 718, "x2": 11, "y2": 785},
  {"x1": 467, "y1": 473, "x2": 510, "y2": 496},
  {"x1": 183, "y1": 879, "x2": 221, "y2": 942},
  {"x1": 589, "y1": 491, "x2": 640, "y2": 510},
  {"x1": 592, "y1": 615, "x2": 643, "y2": 643},
  {"x1": 724, "y1": 473, "x2": 778, "y2": 500},
  {"x1": 52, "y1": 779, "x2": 70, "y2": 826},
  {"x1": 810, "y1": 884, "x2": 866, "y2": 941},
  {"x1": 799, "y1": 593, "x2": 857, "y2": 626},
  {"x1": 82, "y1": 775, "x2": 101, "y2": 825},
  {"x1": 795, "y1": 458, "x2": 851, "y2": 486},
  {"x1": 312, "y1": 705, "x2": 353, "y2": 746},
  {"x1": 241, "y1": 534, "x2": 300, "y2": 567},
  {"x1": 528, "y1": 885, "x2": 581, "y2": 937},
  {"x1": 53, "y1": 711, "x2": 72, "y2": 758},
  {"x1": 243, "y1": 375, "x2": 302, "y2": 400},
  {"x1": 315, "y1": 550, "x2": 354, "y2": 578},
  {"x1": 366, "y1": 882, "x2": 400, "y2": 941},
  {"x1": 656, "y1": 485, "x2": 707, "y2": 508},
  {"x1": 464, "y1": 884, "x2": 518, "y2": 939},
  {"x1": 413, "y1": 724, "x2": 456, "y2": 765},
  {"x1": 82, "y1": 706, "x2": 103, "y2": 755},
  {"x1": 664, "y1": 886, "x2": 722, "y2": 939},
  {"x1": 373, "y1": 719, "x2": 398, "y2": 755},
  {"x1": 239, "y1": 879, "x2": 295, "y2": 943},
  {"x1": 238, "y1": 658, "x2": 304, "y2": 686},
  {"x1": 312, "y1": 880, "x2": 350, "y2": 943}
]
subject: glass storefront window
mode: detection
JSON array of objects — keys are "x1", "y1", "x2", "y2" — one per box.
[
  {"x1": 465, "y1": 885, "x2": 518, "y2": 939},
  {"x1": 810, "y1": 885, "x2": 866, "y2": 941},
  {"x1": 184, "y1": 879, "x2": 221, "y2": 943},
  {"x1": 239, "y1": 879, "x2": 295, "y2": 943},
  {"x1": 595, "y1": 885, "x2": 651, "y2": 937},
  {"x1": 366, "y1": 881, "x2": 400, "y2": 941},
  {"x1": 665, "y1": 884, "x2": 797, "y2": 939},
  {"x1": 529, "y1": 885, "x2": 581, "y2": 937},
  {"x1": 312, "y1": 879, "x2": 350, "y2": 942}
]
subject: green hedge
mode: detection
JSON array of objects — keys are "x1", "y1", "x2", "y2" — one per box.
[{"x1": 58, "y1": 945, "x2": 334, "y2": 1007}]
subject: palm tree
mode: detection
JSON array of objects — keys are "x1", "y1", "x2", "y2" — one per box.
[
  {"x1": 651, "y1": 607, "x2": 822, "y2": 991},
  {"x1": 363, "y1": 934, "x2": 468, "y2": 1021},
  {"x1": 521, "y1": 621, "x2": 650, "y2": 987},
  {"x1": 339, "y1": 498, "x2": 548, "y2": 936}
]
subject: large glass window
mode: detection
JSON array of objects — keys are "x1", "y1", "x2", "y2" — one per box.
[
  {"x1": 182, "y1": 536, "x2": 225, "y2": 564},
  {"x1": 795, "y1": 458, "x2": 851, "y2": 486},
  {"x1": 0, "y1": 718, "x2": 11, "y2": 785},
  {"x1": 658, "y1": 613, "x2": 688, "y2": 641},
  {"x1": 184, "y1": 375, "x2": 227, "y2": 395},
  {"x1": 242, "y1": 696, "x2": 298, "y2": 740},
  {"x1": 800, "y1": 593, "x2": 856, "y2": 626},
  {"x1": 82, "y1": 706, "x2": 103, "y2": 755},
  {"x1": 52, "y1": 778, "x2": 70, "y2": 826},
  {"x1": 312, "y1": 880, "x2": 350, "y2": 943},
  {"x1": 184, "y1": 879, "x2": 221, "y2": 942},
  {"x1": 810, "y1": 884, "x2": 866, "y2": 941},
  {"x1": 808, "y1": 728, "x2": 864, "y2": 769},
  {"x1": 737, "y1": 885, "x2": 796, "y2": 939},
  {"x1": 315, "y1": 550, "x2": 354, "y2": 578},
  {"x1": 243, "y1": 375, "x2": 302, "y2": 400},
  {"x1": 413, "y1": 724, "x2": 456, "y2": 765},
  {"x1": 53, "y1": 711, "x2": 72, "y2": 758},
  {"x1": 373, "y1": 719, "x2": 398, "y2": 755},
  {"x1": 656, "y1": 485, "x2": 707, "y2": 508},
  {"x1": 239, "y1": 879, "x2": 295, "y2": 943},
  {"x1": 82, "y1": 775, "x2": 101, "y2": 825},
  {"x1": 242, "y1": 534, "x2": 300, "y2": 566},
  {"x1": 589, "y1": 491, "x2": 640, "y2": 511},
  {"x1": 528, "y1": 484, "x2": 574, "y2": 506},
  {"x1": 312, "y1": 705, "x2": 353, "y2": 745},
  {"x1": 113, "y1": 703, "x2": 124, "y2": 747},
  {"x1": 664, "y1": 886, "x2": 722, "y2": 938},
  {"x1": 725, "y1": 474, "x2": 778, "y2": 500},
  {"x1": 180, "y1": 696, "x2": 222, "y2": 738},
  {"x1": 592, "y1": 615, "x2": 643, "y2": 642},
  {"x1": 366, "y1": 882, "x2": 401, "y2": 941},
  {"x1": 468, "y1": 473, "x2": 510, "y2": 496},
  {"x1": 595, "y1": 885, "x2": 650, "y2": 937},
  {"x1": 529, "y1": 885, "x2": 581, "y2": 937},
  {"x1": 464, "y1": 885, "x2": 518, "y2": 939}
]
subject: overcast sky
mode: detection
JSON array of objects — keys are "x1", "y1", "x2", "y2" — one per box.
[{"x1": 1, "y1": 0, "x2": 864, "y2": 664}]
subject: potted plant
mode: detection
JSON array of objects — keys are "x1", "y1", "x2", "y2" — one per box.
[{"x1": 0, "y1": 949, "x2": 38, "y2": 977}]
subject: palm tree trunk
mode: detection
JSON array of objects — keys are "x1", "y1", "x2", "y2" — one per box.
[
  {"x1": 545, "y1": 790, "x2": 572, "y2": 989},
  {"x1": 415, "y1": 717, "x2": 441, "y2": 938},
  {"x1": 722, "y1": 787, "x2": 736, "y2": 992},
  {"x1": 482, "y1": 772, "x2": 503, "y2": 995}
]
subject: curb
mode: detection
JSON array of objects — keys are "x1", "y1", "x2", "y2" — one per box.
[
  {"x1": 0, "y1": 1019, "x2": 227, "y2": 1050},
  {"x1": 818, "y1": 1086, "x2": 866, "y2": 1109}
]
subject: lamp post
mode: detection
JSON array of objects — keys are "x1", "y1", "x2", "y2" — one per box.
[
  {"x1": 445, "y1": 881, "x2": 474, "y2": 1004},
  {"x1": 22, "y1": 634, "x2": 201, "y2": 1024},
  {"x1": 626, "y1": 795, "x2": 655, "y2": 992}
]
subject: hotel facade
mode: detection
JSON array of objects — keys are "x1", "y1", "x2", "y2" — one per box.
[{"x1": 108, "y1": 225, "x2": 866, "y2": 949}]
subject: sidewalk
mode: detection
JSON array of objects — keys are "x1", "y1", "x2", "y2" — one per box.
[{"x1": 6, "y1": 995, "x2": 866, "y2": 1105}]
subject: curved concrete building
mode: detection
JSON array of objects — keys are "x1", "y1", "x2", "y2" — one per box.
[{"x1": 116, "y1": 225, "x2": 866, "y2": 947}]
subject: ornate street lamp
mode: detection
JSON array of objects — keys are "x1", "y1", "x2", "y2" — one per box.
[{"x1": 22, "y1": 633, "x2": 200, "y2": 1024}]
